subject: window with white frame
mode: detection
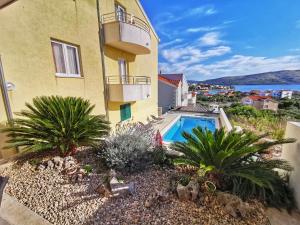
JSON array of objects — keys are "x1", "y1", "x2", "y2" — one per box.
[{"x1": 51, "y1": 40, "x2": 81, "y2": 77}]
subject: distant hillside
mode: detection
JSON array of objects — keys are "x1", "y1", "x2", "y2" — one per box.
[{"x1": 198, "y1": 70, "x2": 300, "y2": 85}]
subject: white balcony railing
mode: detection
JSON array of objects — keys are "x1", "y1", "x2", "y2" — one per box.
[
  {"x1": 106, "y1": 76, "x2": 151, "y2": 102},
  {"x1": 101, "y1": 12, "x2": 151, "y2": 55}
]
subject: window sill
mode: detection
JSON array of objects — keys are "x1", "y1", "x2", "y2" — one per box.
[{"x1": 55, "y1": 74, "x2": 83, "y2": 79}]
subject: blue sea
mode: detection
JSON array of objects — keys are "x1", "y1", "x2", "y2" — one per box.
[{"x1": 233, "y1": 84, "x2": 300, "y2": 92}]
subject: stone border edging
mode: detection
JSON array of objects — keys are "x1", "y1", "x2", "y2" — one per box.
[{"x1": 0, "y1": 193, "x2": 52, "y2": 225}]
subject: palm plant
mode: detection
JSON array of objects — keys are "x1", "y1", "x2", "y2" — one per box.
[
  {"x1": 2, "y1": 96, "x2": 110, "y2": 156},
  {"x1": 172, "y1": 127, "x2": 296, "y2": 209}
]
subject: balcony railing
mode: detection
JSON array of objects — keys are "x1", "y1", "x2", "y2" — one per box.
[
  {"x1": 102, "y1": 12, "x2": 150, "y2": 34},
  {"x1": 106, "y1": 76, "x2": 151, "y2": 85}
]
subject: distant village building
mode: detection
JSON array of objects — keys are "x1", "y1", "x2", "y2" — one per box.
[
  {"x1": 241, "y1": 96, "x2": 278, "y2": 111},
  {"x1": 158, "y1": 73, "x2": 191, "y2": 113},
  {"x1": 272, "y1": 90, "x2": 293, "y2": 99}
]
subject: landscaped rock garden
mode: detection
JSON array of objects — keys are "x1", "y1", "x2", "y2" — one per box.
[
  {"x1": 0, "y1": 96, "x2": 295, "y2": 225},
  {"x1": 0, "y1": 149, "x2": 269, "y2": 225}
]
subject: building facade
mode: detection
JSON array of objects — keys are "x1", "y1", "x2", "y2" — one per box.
[
  {"x1": 158, "y1": 73, "x2": 190, "y2": 113},
  {"x1": 241, "y1": 96, "x2": 278, "y2": 111},
  {"x1": 272, "y1": 90, "x2": 293, "y2": 99},
  {"x1": 0, "y1": 0, "x2": 159, "y2": 126}
]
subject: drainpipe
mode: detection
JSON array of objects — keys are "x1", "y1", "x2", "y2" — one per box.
[
  {"x1": 0, "y1": 55, "x2": 13, "y2": 123},
  {"x1": 96, "y1": 0, "x2": 109, "y2": 121}
]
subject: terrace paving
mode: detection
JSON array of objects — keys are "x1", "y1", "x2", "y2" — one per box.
[
  {"x1": 0, "y1": 193, "x2": 52, "y2": 225},
  {"x1": 267, "y1": 208, "x2": 300, "y2": 225}
]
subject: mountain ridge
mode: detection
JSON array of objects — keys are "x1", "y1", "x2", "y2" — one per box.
[{"x1": 193, "y1": 70, "x2": 300, "y2": 85}]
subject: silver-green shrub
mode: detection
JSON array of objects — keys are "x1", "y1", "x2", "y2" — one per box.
[{"x1": 102, "y1": 122, "x2": 155, "y2": 171}]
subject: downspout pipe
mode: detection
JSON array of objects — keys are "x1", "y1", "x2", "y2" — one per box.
[
  {"x1": 0, "y1": 55, "x2": 13, "y2": 123},
  {"x1": 96, "y1": 0, "x2": 109, "y2": 121}
]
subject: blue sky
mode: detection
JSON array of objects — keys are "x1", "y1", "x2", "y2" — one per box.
[{"x1": 140, "y1": 0, "x2": 300, "y2": 81}]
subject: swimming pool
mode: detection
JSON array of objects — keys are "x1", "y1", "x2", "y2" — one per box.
[{"x1": 163, "y1": 116, "x2": 216, "y2": 142}]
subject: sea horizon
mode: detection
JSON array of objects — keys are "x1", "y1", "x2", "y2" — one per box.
[{"x1": 233, "y1": 84, "x2": 300, "y2": 92}]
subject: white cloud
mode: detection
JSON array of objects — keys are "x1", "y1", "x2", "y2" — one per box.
[
  {"x1": 159, "y1": 38, "x2": 183, "y2": 49},
  {"x1": 289, "y1": 48, "x2": 300, "y2": 52},
  {"x1": 160, "y1": 54, "x2": 300, "y2": 80},
  {"x1": 188, "y1": 6, "x2": 218, "y2": 16},
  {"x1": 161, "y1": 45, "x2": 231, "y2": 65},
  {"x1": 154, "y1": 5, "x2": 218, "y2": 38},
  {"x1": 199, "y1": 32, "x2": 223, "y2": 46},
  {"x1": 186, "y1": 26, "x2": 223, "y2": 33}
]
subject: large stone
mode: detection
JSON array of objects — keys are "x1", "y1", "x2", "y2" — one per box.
[
  {"x1": 216, "y1": 192, "x2": 253, "y2": 218},
  {"x1": 145, "y1": 190, "x2": 169, "y2": 208},
  {"x1": 95, "y1": 184, "x2": 111, "y2": 197},
  {"x1": 176, "y1": 184, "x2": 190, "y2": 201},
  {"x1": 188, "y1": 180, "x2": 200, "y2": 201},
  {"x1": 53, "y1": 156, "x2": 63, "y2": 165},
  {"x1": 53, "y1": 156, "x2": 63, "y2": 169},
  {"x1": 176, "y1": 180, "x2": 200, "y2": 202},
  {"x1": 47, "y1": 160, "x2": 54, "y2": 170}
]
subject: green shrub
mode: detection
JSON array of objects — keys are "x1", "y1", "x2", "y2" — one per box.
[
  {"x1": 83, "y1": 164, "x2": 93, "y2": 175},
  {"x1": 102, "y1": 122, "x2": 154, "y2": 172},
  {"x1": 2, "y1": 96, "x2": 110, "y2": 156},
  {"x1": 172, "y1": 127, "x2": 296, "y2": 209}
]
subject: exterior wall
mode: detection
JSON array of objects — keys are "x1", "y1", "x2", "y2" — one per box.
[
  {"x1": 101, "y1": 0, "x2": 159, "y2": 125},
  {"x1": 0, "y1": 0, "x2": 106, "y2": 122},
  {"x1": 219, "y1": 108, "x2": 233, "y2": 132},
  {"x1": 0, "y1": 0, "x2": 159, "y2": 127},
  {"x1": 253, "y1": 100, "x2": 278, "y2": 111},
  {"x1": 241, "y1": 97, "x2": 253, "y2": 105},
  {"x1": 176, "y1": 81, "x2": 182, "y2": 107},
  {"x1": 158, "y1": 81, "x2": 176, "y2": 113},
  {"x1": 181, "y1": 75, "x2": 189, "y2": 106},
  {"x1": 0, "y1": 124, "x2": 17, "y2": 159},
  {"x1": 282, "y1": 122, "x2": 300, "y2": 209}
]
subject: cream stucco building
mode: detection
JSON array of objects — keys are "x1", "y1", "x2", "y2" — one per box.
[{"x1": 0, "y1": 0, "x2": 159, "y2": 126}]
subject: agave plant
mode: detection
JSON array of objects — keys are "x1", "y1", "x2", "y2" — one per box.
[
  {"x1": 2, "y1": 96, "x2": 110, "y2": 155},
  {"x1": 171, "y1": 127, "x2": 296, "y2": 209}
]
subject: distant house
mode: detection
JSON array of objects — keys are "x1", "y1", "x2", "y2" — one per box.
[
  {"x1": 272, "y1": 90, "x2": 293, "y2": 99},
  {"x1": 241, "y1": 96, "x2": 278, "y2": 111},
  {"x1": 158, "y1": 73, "x2": 190, "y2": 113}
]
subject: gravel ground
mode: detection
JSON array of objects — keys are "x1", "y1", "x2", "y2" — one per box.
[{"x1": 0, "y1": 150, "x2": 269, "y2": 225}]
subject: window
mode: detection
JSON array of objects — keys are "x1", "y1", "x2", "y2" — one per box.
[
  {"x1": 115, "y1": 3, "x2": 126, "y2": 22},
  {"x1": 118, "y1": 58, "x2": 128, "y2": 84},
  {"x1": 120, "y1": 103, "x2": 131, "y2": 121},
  {"x1": 51, "y1": 40, "x2": 81, "y2": 77}
]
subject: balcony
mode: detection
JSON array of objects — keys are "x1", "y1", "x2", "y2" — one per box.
[
  {"x1": 106, "y1": 76, "x2": 151, "y2": 102},
  {"x1": 102, "y1": 12, "x2": 151, "y2": 55},
  {"x1": 0, "y1": 0, "x2": 16, "y2": 9}
]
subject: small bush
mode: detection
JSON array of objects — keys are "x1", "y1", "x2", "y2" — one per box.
[
  {"x1": 152, "y1": 146, "x2": 171, "y2": 167},
  {"x1": 102, "y1": 122, "x2": 155, "y2": 172}
]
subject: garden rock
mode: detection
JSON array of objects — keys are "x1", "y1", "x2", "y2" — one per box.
[
  {"x1": 107, "y1": 170, "x2": 135, "y2": 197},
  {"x1": 37, "y1": 164, "x2": 46, "y2": 170},
  {"x1": 145, "y1": 190, "x2": 169, "y2": 208},
  {"x1": 47, "y1": 160, "x2": 54, "y2": 170},
  {"x1": 53, "y1": 156, "x2": 64, "y2": 169},
  {"x1": 216, "y1": 192, "x2": 253, "y2": 218},
  {"x1": 109, "y1": 177, "x2": 135, "y2": 197},
  {"x1": 95, "y1": 184, "x2": 111, "y2": 197},
  {"x1": 176, "y1": 179, "x2": 200, "y2": 201}
]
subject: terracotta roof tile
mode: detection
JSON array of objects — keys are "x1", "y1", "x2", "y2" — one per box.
[{"x1": 158, "y1": 75, "x2": 180, "y2": 87}]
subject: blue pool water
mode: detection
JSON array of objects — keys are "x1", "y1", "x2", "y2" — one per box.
[{"x1": 163, "y1": 116, "x2": 216, "y2": 142}]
